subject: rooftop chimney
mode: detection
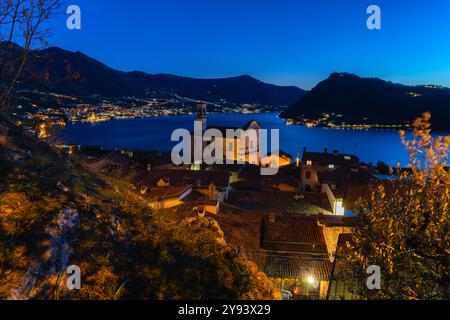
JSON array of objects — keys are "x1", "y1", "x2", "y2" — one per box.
[{"x1": 324, "y1": 148, "x2": 328, "y2": 154}]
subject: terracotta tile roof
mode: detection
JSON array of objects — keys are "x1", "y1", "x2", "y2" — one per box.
[
  {"x1": 135, "y1": 169, "x2": 230, "y2": 188},
  {"x1": 302, "y1": 151, "x2": 359, "y2": 166},
  {"x1": 243, "y1": 249, "x2": 332, "y2": 281},
  {"x1": 145, "y1": 185, "x2": 192, "y2": 201},
  {"x1": 319, "y1": 166, "x2": 378, "y2": 198},
  {"x1": 261, "y1": 215, "x2": 329, "y2": 254},
  {"x1": 229, "y1": 191, "x2": 332, "y2": 214},
  {"x1": 261, "y1": 192, "x2": 333, "y2": 214},
  {"x1": 318, "y1": 166, "x2": 375, "y2": 185},
  {"x1": 233, "y1": 164, "x2": 302, "y2": 192},
  {"x1": 343, "y1": 181, "x2": 394, "y2": 211}
]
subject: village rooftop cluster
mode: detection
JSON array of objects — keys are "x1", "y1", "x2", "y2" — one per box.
[{"x1": 54, "y1": 102, "x2": 406, "y2": 300}]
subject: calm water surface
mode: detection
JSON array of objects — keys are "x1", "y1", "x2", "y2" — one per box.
[{"x1": 58, "y1": 113, "x2": 416, "y2": 166}]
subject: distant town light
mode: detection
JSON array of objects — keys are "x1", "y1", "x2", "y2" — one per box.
[
  {"x1": 307, "y1": 276, "x2": 315, "y2": 285},
  {"x1": 38, "y1": 123, "x2": 49, "y2": 139}
]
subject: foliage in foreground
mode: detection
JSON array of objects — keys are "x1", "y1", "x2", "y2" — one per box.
[{"x1": 342, "y1": 113, "x2": 449, "y2": 299}]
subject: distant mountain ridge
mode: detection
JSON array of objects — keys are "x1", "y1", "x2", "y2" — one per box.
[
  {"x1": 3, "y1": 43, "x2": 306, "y2": 106},
  {"x1": 280, "y1": 72, "x2": 450, "y2": 131}
]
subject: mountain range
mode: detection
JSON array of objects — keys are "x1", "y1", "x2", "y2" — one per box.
[
  {"x1": 4, "y1": 43, "x2": 450, "y2": 130},
  {"x1": 3, "y1": 43, "x2": 306, "y2": 106},
  {"x1": 281, "y1": 73, "x2": 450, "y2": 131}
]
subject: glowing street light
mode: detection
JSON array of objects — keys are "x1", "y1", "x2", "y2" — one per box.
[{"x1": 307, "y1": 276, "x2": 315, "y2": 286}]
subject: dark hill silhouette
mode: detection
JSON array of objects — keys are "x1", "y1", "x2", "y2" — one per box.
[
  {"x1": 280, "y1": 73, "x2": 450, "y2": 131},
  {"x1": 2, "y1": 43, "x2": 306, "y2": 106}
]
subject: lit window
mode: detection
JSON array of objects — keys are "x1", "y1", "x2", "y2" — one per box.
[
  {"x1": 329, "y1": 164, "x2": 335, "y2": 169},
  {"x1": 335, "y1": 201, "x2": 345, "y2": 216},
  {"x1": 344, "y1": 156, "x2": 351, "y2": 160},
  {"x1": 306, "y1": 160, "x2": 312, "y2": 165}
]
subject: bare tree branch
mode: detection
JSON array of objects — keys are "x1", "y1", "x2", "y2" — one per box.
[{"x1": 0, "y1": 0, "x2": 62, "y2": 110}]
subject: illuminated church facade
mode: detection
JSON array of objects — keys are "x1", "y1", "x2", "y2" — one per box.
[{"x1": 194, "y1": 102, "x2": 291, "y2": 168}]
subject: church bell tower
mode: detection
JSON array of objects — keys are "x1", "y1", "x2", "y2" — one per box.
[{"x1": 196, "y1": 101, "x2": 207, "y2": 133}]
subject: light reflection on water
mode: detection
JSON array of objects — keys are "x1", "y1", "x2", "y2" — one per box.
[{"x1": 57, "y1": 112, "x2": 434, "y2": 167}]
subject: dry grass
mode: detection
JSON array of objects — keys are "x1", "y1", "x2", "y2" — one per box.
[{"x1": 0, "y1": 135, "x2": 7, "y2": 146}]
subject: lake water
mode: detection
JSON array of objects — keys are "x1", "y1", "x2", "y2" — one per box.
[{"x1": 58, "y1": 112, "x2": 414, "y2": 166}]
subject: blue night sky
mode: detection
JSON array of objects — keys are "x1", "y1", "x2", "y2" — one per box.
[{"x1": 49, "y1": 0, "x2": 450, "y2": 89}]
